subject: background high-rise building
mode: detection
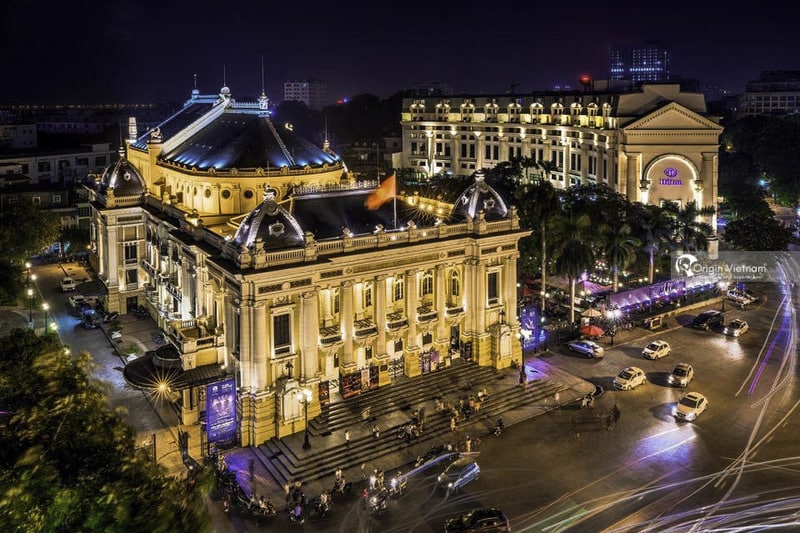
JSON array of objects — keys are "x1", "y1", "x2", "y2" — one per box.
[
  {"x1": 739, "y1": 70, "x2": 800, "y2": 118},
  {"x1": 283, "y1": 79, "x2": 327, "y2": 110},
  {"x1": 609, "y1": 42, "x2": 671, "y2": 85}
]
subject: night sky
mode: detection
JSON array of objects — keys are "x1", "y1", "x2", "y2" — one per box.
[{"x1": 2, "y1": 0, "x2": 798, "y2": 105}]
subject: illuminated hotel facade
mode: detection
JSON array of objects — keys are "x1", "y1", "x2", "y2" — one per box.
[
  {"x1": 400, "y1": 83, "x2": 723, "y2": 247},
  {"x1": 86, "y1": 86, "x2": 529, "y2": 446}
]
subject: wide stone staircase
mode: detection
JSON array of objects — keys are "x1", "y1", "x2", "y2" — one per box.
[{"x1": 252, "y1": 360, "x2": 569, "y2": 490}]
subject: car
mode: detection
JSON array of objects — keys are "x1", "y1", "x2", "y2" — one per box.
[
  {"x1": 727, "y1": 289, "x2": 756, "y2": 306},
  {"x1": 724, "y1": 319, "x2": 749, "y2": 337},
  {"x1": 60, "y1": 277, "x2": 77, "y2": 292},
  {"x1": 437, "y1": 456, "x2": 480, "y2": 496},
  {"x1": 68, "y1": 294, "x2": 86, "y2": 308},
  {"x1": 444, "y1": 507, "x2": 511, "y2": 532},
  {"x1": 674, "y1": 391, "x2": 708, "y2": 421},
  {"x1": 613, "y1": 366, "x2": 647, "y2": 391},
  {"x1": 668, "y1": 362, "x2": 694, "y2": 387},
  {"x1": 642, "y1": 340, "x2": 671, "y2": 360},
  {"x1": 81, "y1": 309, "x2": 102, "y2": 329},
  {"x1": 566, "y1": 340, "x2": 605, "y2": 358},
  {"x1": 691, "y1": 310, "x2": 724, "y2": 330}
]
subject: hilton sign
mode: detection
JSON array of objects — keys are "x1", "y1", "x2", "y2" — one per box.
[{"x1": 659, "y1": 178, "x2": 683, "y2": 185}]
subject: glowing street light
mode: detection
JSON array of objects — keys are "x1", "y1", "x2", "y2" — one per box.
[
  {"x1": 606, "y1": 307, "x2": 621, "y2": 345},
  {"x1": 42, "y1": 302, "x2": 50, "y2": 333},
  {"x1": 27, "y1": 287, "x2": 34, "y2": 322},
  {"x1": 296, "y1": 387, "x2": 312, "y2": 449},
  {"x1": 25, "y1": 261, "x2": 31, "y2": 284},
  {"x1": 719, "y1": 281, "x2": 728, "y2": 312}
]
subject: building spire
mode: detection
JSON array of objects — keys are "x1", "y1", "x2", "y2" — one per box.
[{"x1": 258, "y1": 56, "x2": 269, "y2": 112}]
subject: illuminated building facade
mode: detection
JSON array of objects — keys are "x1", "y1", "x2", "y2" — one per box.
[
  {"x1": 86, "y1": 85, "x2": 529, "y2": 446},
  {"x1": 609, "y1": 43, "x2": 671, "y2": 84},
  {"x1": 400, "y1": 83, "x2": 723, "y2": 253}
]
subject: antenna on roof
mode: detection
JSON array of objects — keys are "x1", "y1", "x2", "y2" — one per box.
[
  {"x1": 193, "y1": 73, "x2": 198, "y2": 90},
  {"x1": 223, "y1": 65, "x2": 227, "y2": 87},
  {"x1": 261, "y1": 56, "x2": 265, "y2": 95}
]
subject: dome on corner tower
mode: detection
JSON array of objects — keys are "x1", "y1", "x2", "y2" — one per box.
[
  {"x1": 232, "y1": 189, "x2": 305, "y2": 250},
  {"x1": 98, "y1": 148, "x2": 146, "y2": 197},
  {"x1": 451, "y1": 170, "x2": 508, "y2": 221}
]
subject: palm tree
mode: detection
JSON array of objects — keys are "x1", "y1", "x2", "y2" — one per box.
[
  {"x1": 637, "y1": 204, "x2": 675, "y2": 283},
  {"x1": 515, "y1": 179, "x2": 562, "y2": 312},
  {"x1": 663, "y1": 200, "x2": 716, "y2": 253},
  {"x1": 599, "y1": 222, "x2": 640, "y2": 292},
  {"x1": 551, "y1": 214, "x2": 595, "y2": 324}
]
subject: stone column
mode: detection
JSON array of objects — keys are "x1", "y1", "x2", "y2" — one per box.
[
  {"x1": 435, "y1": 264, "x2": 447, "y2": 342},
  {"x1": 425, "y1": 130, "x2": 435, "y2": 178},
  {"x1": 626, "y1": 152, "x2": 641, "y2": 201},
  {"x1": 499, "y1": 135, "x2": 509, "y2": 162},
  {"x1": 107, "y1": 225, "x2": 118, "y2": 286},
  {"x1": 504, "y1": 255, "x2": 518, "y2": 324},
  {"x1": 475, "y1": 132, "x2": 485, "y2": 169},
  {"x1": 405, "y1": 270, "x2": 418, "y2": 347},
  {"x1": 341, "y1": 281, "x2": 355, "y2": 369},
  {"x1": 463, "y1": 259, "x2": 477, "y2": 335},
  {"x1": 702, "y1": 152, "x2": 717, "y2": 226},
  {"x1": 450, "y1": 131, "x2": 460, "y2": 175},
  {"x1": 239, "y1": 301, "x2": 253, "y2": 391},
  {"x1": 580, "y1": 142, "x2": 589, "y2": 185},
  {"x1": 301, "y1": 291, "x2": 319, "y2": 379},
  {"x1": 476, "y1": 261, "x2": 487, "y2": 333},
  {"x1": 375, "y1": 275, "x2": 388, "y2": 356},
  {"x1": 253, "y1": 301, "x2": 267, "y2": 391}
]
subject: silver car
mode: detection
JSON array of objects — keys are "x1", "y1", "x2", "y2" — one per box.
[
  {"x1": 566, "y1": 340, "x2": 605, "y2": 358},
  {"x1": 437, "y1": 456, "x2": 480, "y2": 496},
  {"x1": 668, "y1": 362, "x2": 694, "y2": 387}
]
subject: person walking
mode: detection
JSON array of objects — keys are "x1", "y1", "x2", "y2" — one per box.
[
  {"x1": 519, "y1": 367, "x2": 526, "y2": 386},
  {"x1": 372, "y1": 424, "x2": 380, "y2": 439},
  {"x1": 345, "y1": 429, "x2": 351, "y2": 447},
  {"x1": 450, "y1": 415, "x2": 456, "y2": 432}
]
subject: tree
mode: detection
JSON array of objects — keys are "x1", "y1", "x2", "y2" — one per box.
[
  {"x1": 598, "y1": 222, "x2": 640, "y2": 292},
  {"x1": 515, "y1": 179, "x2": 562, "y2": 312},
  {"x1": 0, "y1": 329, "x2": 211, "y2": 532},
  {"x1": 662, "y1": 200, "x2": 716, "y2": 253},
  {"x1": 633, "y1": 203, "x2": 675, "y2": 283},
  {"x1": 723, "y1": 212, "x2": 793, "y2": 251},
  {"x1": 0, "y1": 202, "x2": 62, "y2": 264},
  {"x1": 551, "y1": 214, "x2": 595, "y2": 324}
]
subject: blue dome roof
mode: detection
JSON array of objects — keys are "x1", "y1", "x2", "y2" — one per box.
[
  {"x1": 452, "y1": 171, "x2": 508, "y2": 221},
  {"x1": 232, "y1": 190, "x2": 305, "y2": 250},
  {"x1": 98, "y1": 149, "x2": 146, "y2": 197}
]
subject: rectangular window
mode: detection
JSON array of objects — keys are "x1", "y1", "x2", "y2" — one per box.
[
  {"x1": 125, "y1": 268, "x2": 138, "y2": 285},
  {"x1": 53, "y1": 194, "x2": 61, "y2": 204},
  {"x1": 487, "y1": 271, "x2": 499, "y2": 304},
  {"x1": 124, "y1": 243, "x2": 137, "y2": 263},
  {"x1": 273, "y1": 314, "x2": 291, "y2": 351},
  {"x1": 32, "y1": 196, "x2": 41, "y2": 204}
]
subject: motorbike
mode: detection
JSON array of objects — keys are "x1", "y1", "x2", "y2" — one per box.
[
  {"x1": 581, "y1": 394, "x2": 595, "y2": 409},
  {"x1": 311, "y1": 492, "x2": 331, "y2": 518},
  {"x1": 365, "y1": 488, "x2": 388, "y2": 515},
  {"x1": 288, "y1": 504, "x2": 305, "y2": 524},
  {"x1": 331, "y1": 478, "x2": 352, "y2": 498},
  {"x1": 387, "y1": 472, "x2": 407, "y2": 496},
  {"x1": 490, "y1": 418, "x2": 505, "y2": 436}
]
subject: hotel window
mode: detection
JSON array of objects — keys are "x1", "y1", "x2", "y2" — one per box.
[
  {"x1": 123, "y1": 243, "x2": 137, "y2": 264},
  {"x1": 273, "y1": 313, "x2": 291, "y2": 354},
  {"x1": 333, "y1": 288, "x2": 340, "y2": 314}
]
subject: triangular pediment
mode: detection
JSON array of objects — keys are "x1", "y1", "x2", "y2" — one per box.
[{"x1": 624, "y1": 102, "x2": 723, "y2": 131}]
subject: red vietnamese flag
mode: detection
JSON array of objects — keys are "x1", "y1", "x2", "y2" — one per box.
[{"x1": 364, "y1": 173, "x2": 396, "y2": 210}]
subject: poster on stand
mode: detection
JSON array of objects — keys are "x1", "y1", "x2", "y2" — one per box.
[{"x1": 206, "y1": 379, "x2": 237, "y2": 443}]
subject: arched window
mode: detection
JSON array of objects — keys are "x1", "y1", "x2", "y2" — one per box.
[
  {"x1": 421, "y1": 271, "x2": 433, "y2": 296},
  {"x1": 450, "y1": 271, "x2": 460, "y2": 297},
  {"x1": 364, "y1": 284, "x2": 372, "y2": 308},
  {"x1": 394, "y1": 279, "x2": 404, "y2": 302}
]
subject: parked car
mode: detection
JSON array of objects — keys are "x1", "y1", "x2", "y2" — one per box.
[
  {"x1": 566, "y1": 340, "x2": 605, "y2": 358},
  {"x1": 724, "y1": 319, "x2": 749, "y2": 337},
  {"x1": 691, "y1": 310, "x2": 724, "y2": 330},
  {"x1": 437, "y1": 456, "x2": 480, "y2": 496},
  {"x1": 68, "y1": 294, "x2": 91, "y2": 315},
  {"x1": 444, "y1": 507, "x2": 511, "y2": 532},
  {"x1": 668, "y1": 363, "x2": 694, "y2": 388},
  {"x1": 642, "y1": 340, "x2": 671, "y2": 360},
  {"x1": 727, "y1": 289, "x2": 756, "y2": 306},
  {"x1": 60, "y1": 277, "x2": 77, "y2": 292},
  {"x1": 674, "y1": 391, "x2": 708, "y2": 421},
  {"x1": 613, "y1": 366, "x2": 647, "y2": 391}
]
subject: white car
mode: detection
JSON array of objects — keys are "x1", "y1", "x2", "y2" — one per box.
[
  {"x1": 724, "y1": 319, "x2": 749, "y2": 337},
  {"x1": 668, "y1": 363, "x2": 694, "y2": 388},
  {"x1": 60, "y1": 277, "x2": 77, "y2": 292},
  {"x1": 613, "y1": 366, "x2": 647, "y2": 391},
  {"x1": 674, "y1": 391, "x2": 708, "y2": 421},
  {"x1": 727, "y1": 289, "x2": 755, "y2": 306},
  {"x1": 68, "y1": 294, "x2": 86, "y2": 308},
  {"x1": 566, "y1": 340, "x2": 604, "y2": 358},
  {"x1": 642, "y1": 340, "x2": 671, "y2": 360}
]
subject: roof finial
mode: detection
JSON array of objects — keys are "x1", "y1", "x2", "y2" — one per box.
[
  {"x1": 193, "y1": 73, "x2": 197, "y2": 90},
  {"x1": 261, "y1": 56, "x2": 265, "y2": 95},
  {"x1": 223, "y1": 65, "x2": 227, "y2": 87}
]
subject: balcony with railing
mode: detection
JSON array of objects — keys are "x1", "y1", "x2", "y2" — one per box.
[
  {"x1": 354, "y1": 318, "x2": 378, "y2": 338},
  {"x1": 387, "y1": 310, "x2": 408, "y2": 330},
  {"x1": 416, "y1": 304, "x2": 438, "y2": 323},
  {"x1": 319, "y1": 325, "x2": 343, "y2": 346},
  {"x1": 167, "y1": 317, "x2": 223, "y2": 356}
]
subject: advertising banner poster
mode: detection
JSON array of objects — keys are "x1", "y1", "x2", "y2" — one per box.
[{"x1": 206, "y1": 379, "x2": 237, "y2": 443}]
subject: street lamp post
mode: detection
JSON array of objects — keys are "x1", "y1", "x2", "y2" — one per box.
[
  {"x1": 42, "y1": 302, "x2": 50, "y2": 333},
  {"x1": 27, "y1": 288, "x2": 34, "y2": 323},
  {"x1": 296, "y1": 387, "x2": 312, "y2": 449},
  {"x1": 25, "y1": 261, "x2": 31, "y2": 284},
  {"x1": 606, "y1": 307, "x2": 620, "y2": 345},
  {"x1": 718, "y1": 281, "x2": 728, "y2": 312}
]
